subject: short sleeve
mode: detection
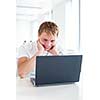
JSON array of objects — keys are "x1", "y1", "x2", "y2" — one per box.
[{"x1": 17, "y1": 45, "x2": 30, "y2": 59}]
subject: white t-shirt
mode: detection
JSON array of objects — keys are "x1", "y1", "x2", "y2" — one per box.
[{"x1": 17, "y1": 41, "x2": 64, "y2": 77}]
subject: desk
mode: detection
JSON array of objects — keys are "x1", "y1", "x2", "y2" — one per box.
[{"x1": 16, "y1": 77, "x2": 82, "y2": 100}]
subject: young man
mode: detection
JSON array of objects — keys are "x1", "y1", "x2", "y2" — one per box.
[{"x1": 17, "y1": 21, "x2": 64, "y2": 78}]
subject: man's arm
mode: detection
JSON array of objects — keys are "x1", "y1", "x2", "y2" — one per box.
[
  {"x1": 18, "y1": 40, "x2": 45, "y2": 78},
  {"x1": 17, "y1": 52, "x2": 42, "y2": 78}
]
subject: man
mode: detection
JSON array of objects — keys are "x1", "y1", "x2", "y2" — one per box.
[{"x1": 17, "y1": 21, "x2": 64, "y2": 78}]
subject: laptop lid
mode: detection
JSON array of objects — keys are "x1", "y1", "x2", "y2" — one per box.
[{"x1": 35, "y1": 55, "x2": 82, "y2": 86}]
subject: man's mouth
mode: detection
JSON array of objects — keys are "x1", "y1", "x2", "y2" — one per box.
[
  {"x1": 45, "y1": 48, "x2": 50, "y2": 50},
  {"x1": 42, "y1": 45, "x2": 50, "y2": 50}
]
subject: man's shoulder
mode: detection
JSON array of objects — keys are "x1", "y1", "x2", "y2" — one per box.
[
  {"x1": 21, "y1": 41, "x2": 37, "y2": 47},
  {"x1": 19, "y1": 41, "x2": 37, "y2": 51},
  {"x1": 17, "y1": 41, "x2": 38, "y2": 58}
]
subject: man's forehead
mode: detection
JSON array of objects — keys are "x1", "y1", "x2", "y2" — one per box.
[
  {"x1": 41, "y1": 32, "x2": 57, "y2": 39},
  {"x1": 42, "y1": 32, "x2": 57, "y2": 36}
]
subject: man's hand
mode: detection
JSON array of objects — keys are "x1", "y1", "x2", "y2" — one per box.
[
  {"x1": 37, "y1": 40, "x2": 45, "y2": 55},
  {"x1": 47, "y1": 45, "x2": 59, "y2": 55}
]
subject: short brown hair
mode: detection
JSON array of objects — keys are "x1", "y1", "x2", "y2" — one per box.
[{"x1": 38, "y1": 21, "x2": 59, "y2": 36}]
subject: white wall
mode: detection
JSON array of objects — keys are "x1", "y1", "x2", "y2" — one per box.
[
  {"x1": 52, "y1": 0, "x2": 80, "y2": 53},
  {"x1": 65, "y1": 0, "x2": 79, "y2": 51},
  {"x1": 52, "y1": 0, "x2": 66, "y2": 49},
  {"x1": 80, "y1": 0, "x2": 100, "y2": 99},
  {"x1": 16, "y1": 19, "x2": 33, "y2": 47}
]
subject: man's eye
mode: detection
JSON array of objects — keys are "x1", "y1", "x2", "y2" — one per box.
[
  {"x1": 51, "y1": 40, "x2": 54, "y2": 42},
  {"x1": 44, "y1": 39, "x2": 48, "y2": 41}
]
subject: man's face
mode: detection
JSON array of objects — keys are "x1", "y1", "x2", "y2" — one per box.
[{"x1": 38, "y1": 32, "x2": 57, "y2": 51}]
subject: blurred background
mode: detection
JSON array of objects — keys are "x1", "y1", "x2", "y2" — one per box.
[{"x1": 16, "y1": 0, "x2": 80, "y2": 53}]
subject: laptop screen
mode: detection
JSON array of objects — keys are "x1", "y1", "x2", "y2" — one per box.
[{"x1": 34, "y1": 55, "x2": 82, "y2": 86}]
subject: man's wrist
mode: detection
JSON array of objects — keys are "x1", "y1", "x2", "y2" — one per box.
[
  {"x1": 49, "y1": 50, "x2": 59, "y2": 55},
  {"x1": 31, "y1": 51, "x2": 43, "y2": 61},
  {"x1": 36, "y1": 51, "x2": 43, "y2": 56},
  {"x1": 53, "y1": 51, "x2": 59, "y2": 55}
]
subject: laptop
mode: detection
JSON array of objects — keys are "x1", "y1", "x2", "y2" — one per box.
[{"x1": 30, "y1": 55, "x2": 82, "y2": 86}]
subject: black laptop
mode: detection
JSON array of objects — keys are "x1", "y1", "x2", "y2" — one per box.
[{"x1": 30, "y1": 55, "x2": 82, "y2": 86}]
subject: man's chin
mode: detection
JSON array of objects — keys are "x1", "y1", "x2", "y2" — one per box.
[{"x1": 45, "y1": 48, "x2": 50, "y2": 51}]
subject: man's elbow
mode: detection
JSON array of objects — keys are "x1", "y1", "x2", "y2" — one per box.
[{"x1": 18, "y1": 69, "x2": 26, "y2": 78}]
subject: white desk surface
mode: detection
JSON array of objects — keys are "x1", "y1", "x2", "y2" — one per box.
[
  {"x1": 16, "y1": 77, "x2": 82, "y2": 100},
  {"x1": 16, "y1": 55, "x2": 100, "y2": 100}
]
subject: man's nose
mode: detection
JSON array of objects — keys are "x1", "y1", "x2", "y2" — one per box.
[{"x1": 46, "y1": 41, "x2": 51, "y2": 46}]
